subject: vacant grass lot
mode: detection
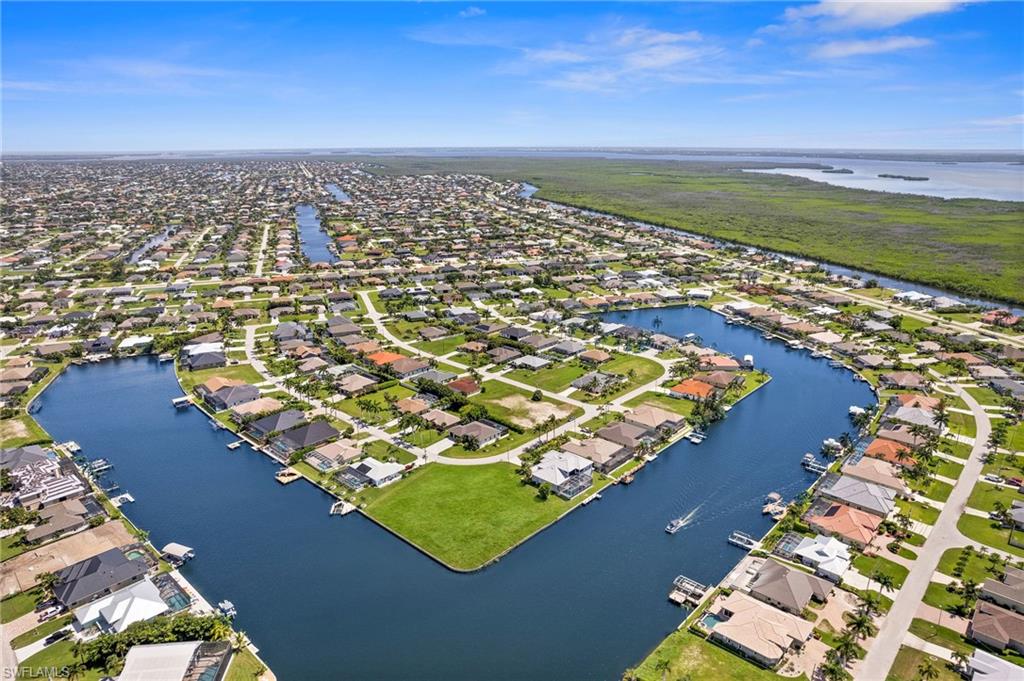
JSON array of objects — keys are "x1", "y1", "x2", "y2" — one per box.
[
  {"x1": 177, "y1": 363, "x2": 265, "y2": 392},
  {"x1": 366, "y1": 157, "x2": 1024, "y2": 305},
  {"x1": 886, "y1": 645, "x2": 960, "y2": 681},
  {"x1": 958, "y1": 514, "x2": 1024, "y2": 558},
  {"x1": 361, "y1": 463, "x2": 607, "y2": 570},
  {"x1": 633, "y1": 630, "x2": 782, "y2": 681},
  {"x1": 0, "y1": 414, "x2": 51, "y2": 448},
  {"x1": 966, "y1": 481, "x2": 1023, "y2": 512}
]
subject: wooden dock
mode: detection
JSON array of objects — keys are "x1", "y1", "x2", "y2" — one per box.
[{"x1": 275, "y1": 469, "x2": 301, "y2": 485}]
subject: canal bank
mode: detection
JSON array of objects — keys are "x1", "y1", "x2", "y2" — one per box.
[
  {"x1": 30, "y1": 302, "x2": 874, "y2": 681},
  {"x1": 295, "y1": 203, "x2": 339, "y2": 264}
]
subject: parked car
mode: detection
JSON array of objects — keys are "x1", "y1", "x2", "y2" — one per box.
[
  {"x1": 44, "y1": 629, "x2": 71, "y2": 645},
  {"x1": 984, "y1": 474, "x2": 1005, "y2": 484},
  {"x1": 1008, "y1": 477, "x2": 1024, "y2": 487},
  {"x1": 34, "y1": 598, "x2": 59, "y2": 613},
  {"x1": 38, "y1": 606, "x2": 63, "y2": 622}
]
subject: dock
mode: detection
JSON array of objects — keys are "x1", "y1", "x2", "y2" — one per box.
[
  {"x1": 171, "y1": 396, "x2": 192, "y2": 409},
  {"x1": 330, "y1": 500, "x2": 356, "y2": 516},
  {"x1": 801, "y1": 453, "x2": 829, "y2": 474},
  {"x1": 63, "y1": 441, "x2": 81, "y2": 453},
  {"x1": 110, "y1": 492, "x2": 135, "y2": 507},
  {"x1": 227, "y1": 440, "x2": 244, "y2": 450},
  {"x1": 668, "y1": 575, "x2": 710, "y2": 606},
  {"x1": 727, "y1": 530, "x2": 761, "y2": 550},
  {"x1": 275, "y1": 468, "x2": 301, "y2": 485}
]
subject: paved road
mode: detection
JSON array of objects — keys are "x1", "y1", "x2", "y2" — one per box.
[{"x1": 858, "y1": 380, "x2": 991, "y2": 679}]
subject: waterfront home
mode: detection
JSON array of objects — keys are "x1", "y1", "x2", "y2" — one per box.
[
  {"x1": 624, "y1": 405, "x2": 686, "y2": 436},
  {"x1": 706, "y1": 591, "x2": 813, "y2": 668},
  {"x1": 700, "y1": 355, "x2": 741, "y2": 371},
  {"x1": 561, "y1": 437, "x2": 629, "y2": 474},
  {"x1": 747, "y1": 559, "x2": 832, "y2": 615},
  {"x1": 23, "y1": 498, "x2": 92, "y2": 544},
  {"x1": 74, "y1": 577, "x2": 168, "y2": 633},
  {"x1": 817, "y1": 475, "x2": 895, "y2": 518},
  {"x1": 306, "y1": 439, "x2": 362, "y2": 472},
  {"x1": 875, "y1": 423, "x2": 930, "y2": 449},
  {"x1": 596, "y1": 421, "x2": 652, "y2": 452},
  {"x1": 549, "y1": 340, "x2": 586, "y2": 357},
  {"x1": 803, "y1": 502, "x2": 882, "y2": 549},
  {"x1": 54, "y1": 547, "x2": 149, "y2": 609},
  {"x1": 791, "y1": 535, "x2": 851, "y2": 582},
  {"x1": 530, "y1": 450, "x2": 594, "y2": 499},
  {"x1": 4, "y1": 455, "x2": 87, "y2": 510},
  {"x1": 839, "y1": 458, "x2": 910, "y2": 497},
  {"x1": 118, "y1": 641, "x2": 232, "y2": 681},
  {"x1": 269, "y1": 421, "x2": 340, "y2": 456},
  {"x1": 879, "y1": 371, "x2": 929, "y2": 391},
  {"x1": 202, "y1": 383, "x2": 260, "y2": 412},
  {"x1": 669, "y1": 378, "x2": 717, "y2": 401},
  {"x1": 229, "y1": 397, "x2": 284, "y2": 422},
  {"x1": 863, "y1": 437, "x2": 916, "y2": 468},
  {"x1": 981, "y1": 567, "x2": 1024, "y2": 615},
  {"x1": 991, "y1": 378, "x2": 1024, "y2": 400},
  {"x1": 366, "y1": 350, "x2": 406, "y2": 367},
  {"x1": 449, "y1": 420, "x2": 504, "y2": 448},
  {"x1": 698, "y1": 370, "x2": 745, "y2": 391},
  {"x1": 853, "y1": 354, "x2": 893, "y2": 370},
  {"x1": 247, "y1": 409, "x2": 306, "y2": 441},
  {"x1": 968, "y1": 601, "x2": 1024, "y2": 653},
  {"x1": 337, "y1": 457, "x2": 405, "y2": 490}
]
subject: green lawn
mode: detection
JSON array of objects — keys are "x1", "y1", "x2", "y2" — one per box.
[
  {"x1": 362, "y1": 439, "x2": 416, "y2": 465},
  {"x1": 621, "y1": 391, "x2": 696, "y2": 416},
  {"x1": 947, "y1": 411, "x2": 978, "y2": 439},
  {"x1": 469, "y1": 379, "x2": 576, "y2": 426},
  {"x1": 913, "y1": 478, "x2": 955, "y2": 503},
  {"x1": 1006, "y1": 422, "x2": 1024, "y2": 454},
  {"x1": 852, "y1": 554, "x2": 910, "y2": 589},
  {"x1": 896, "y1": 499, "x2": 940, "y2": 525},
  {"x1": 15, "y1": 640, "x2": 105, "y2": 680},
  {"x1": 336, "y1": 384, "x2": 415, "y2": 424},
  {"x1": 936, "y1": 547, "x2": 1010, "y2": 582},
  {"x1": 967, "y1": 481, "x2": 1023, "y2": 513},
  {"x1": 361, "y1": 463, "x2": 607, "y2": 570},
  {"x1": 225, "y1": 647, "x2": 267, "y2": 681},
  {"x1": 958, "y1": 514, "x2": 1024, "y2": 558},
  {"x1": 1, "y1": 586, "x2": 44, "y2": 623},
  {"x1": 934, "y1": 459, "x2": 964, "y2": 481},
  {"x1": 923, "y1": 581, "x2": 968, "y2": 612},
  {"x1": 10, "y1": 614, "x2": 72, "y2": 649},
  {"x1": 505, "y1": 362, "x2": 588, "y2": 392},
  {"x1": 886, "y1": 645, "x2": 960, "y2": 681},
  {"x1": 966, "y1": 386, "x2": 1006, "y2": 407},
  {"x1": 412, "y1": 333, "x2": 468, "y2": 357},
  {"x1": 939, "y1": 439, "x2": 973, "y2": 460},
  {"x1": 178, "y1": 363, "x2": 266, "y2": 392},
  {"x1": 908, "y1": 619, "x2": 975, "y2": 656},
  {"x1": 632, "y1": 630, "x2": 786, "y2": 681}
]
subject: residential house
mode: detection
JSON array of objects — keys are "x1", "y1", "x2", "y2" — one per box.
[
  {"x1": 748, "y1": 559, "x2": 832, "y2": 615},
  {"x1": 818, "y1": 475, "x2": 896, "y2": 518},
  {"x1": 54, "y1": 548, "x2": 149, "y2": 609},
  {"x1": 792, "y1": 534, "x2": 851, "y2": 582},
  {"x1": 561, "y1": 437, "x2": 629, "y2": 474},
  {"x1": 707, "y1": 591, "x2": 813, "y2": 668},
  {"x1": 969, "y1": 601, "x2": 1024, "y2": 653},
  {"x1": 530, "y1": 451, "x2": 594, "y2": 499}
]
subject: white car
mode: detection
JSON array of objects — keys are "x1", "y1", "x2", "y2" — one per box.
[
  {"x1": 38, "y1": 606, "x2": 63, "y2": 622},
  {"x1": 984, "y1": 474, "x2": 1005, "y2": 484}
]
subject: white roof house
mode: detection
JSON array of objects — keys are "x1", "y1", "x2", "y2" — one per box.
[
  {"x1": 531, "y1": 451, "x2": 593, "y2": 499},
  {"x1": 793, "y1": 535, "x2": 851, "y2": 582},
  {"x1": 118, "y1": 641, "x2": 201, "y2": 681},
  {"x1": 75, "y1": 578, "x2": 168, "y2": 633}
]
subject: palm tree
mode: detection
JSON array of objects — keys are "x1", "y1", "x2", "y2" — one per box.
[
  {"x1": 845, "y1": 610, "x2": 878, "y2": 640},
  {"x1": 857, "y1": 591, "x2": 882, "y2": 617},
  {"x1": 874, "y1": 573, "x2": 896, "y2": 595},
  {"x1": 833, "y1": 631, "x2": 862, "y2": 664},
  {"x1": 35, "y1": 571, "x2": 58, "y2": 597},
  {"x1": 951, "y1": 650, "x2": 971, "y2": 674},
  {"x1": 917, "y1": 657, "x2": 939, "y2": 681},
  {"x1": 820, "y1": 657, "x2": 852, "y2": 681},
  {"x1": 654, "y1": 658, "x2": 670, "y2": 681}
]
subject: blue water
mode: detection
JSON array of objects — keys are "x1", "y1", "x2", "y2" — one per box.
[
  {"x1": 33, "y1": 306, "x2": 874, "y2": 681},
  {"x1": 295, "y1": 203, "x2": 338, "y2": 264},
  {"x1": 325, "y1": 183, "x2": 350, "y2": 202}
]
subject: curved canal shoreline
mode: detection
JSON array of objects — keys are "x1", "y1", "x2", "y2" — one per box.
[{"x1": 27, "y1": 305, "x2": 875, "y2": 680}]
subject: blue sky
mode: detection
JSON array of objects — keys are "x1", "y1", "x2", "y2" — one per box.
[{"x1": 3, "y1": 1, "x2": 1022, "y2": 151}]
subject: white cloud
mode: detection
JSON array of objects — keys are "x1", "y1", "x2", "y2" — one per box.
[
  {"x1": 812, "y1": 36, "x2": 933, "y2": 58},
  {"x1": 971, "y1": 113, "x2": 1024, "y2": 127},
  {"x1": 458, "y1": 7, "x2": 486, "y2": 19},
  {"x1": 783, "y1": 1, "x2": 967, "y2": 31},
  {"x1": 614, "y1": 28, "x2": 702, "y2": 47},
  {"x1": 522, "y1": 48, "x2": 590, "y2": 64}
]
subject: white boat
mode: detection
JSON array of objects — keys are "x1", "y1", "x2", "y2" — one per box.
[
  {"x1": 217, "y1": 600, "x2": 237, "y2": 618},
  {"x1": 688, "y1": 430, "x2": 706, "y2": 444},
  {"x1": 666, "y1": 518, "x2": 686, "y2": 534},
  {"x1": 63, "y1": 441, "x2": 81, "y2": 453}
]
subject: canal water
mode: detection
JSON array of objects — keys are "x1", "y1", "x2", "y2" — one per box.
[
  {"x1": 33, "y1": 306, "x2": 874, "y2": 681},
  {"x1": 295, "y1": 203, "x2": 339, "y2": 265},
  {"x1": 326, "y1": 183, "x2": 351, "y2": 202}
]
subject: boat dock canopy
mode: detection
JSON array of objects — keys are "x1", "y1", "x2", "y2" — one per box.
[{"x1": 161, "y1": 542, "x2": 195, "y2": 560}]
